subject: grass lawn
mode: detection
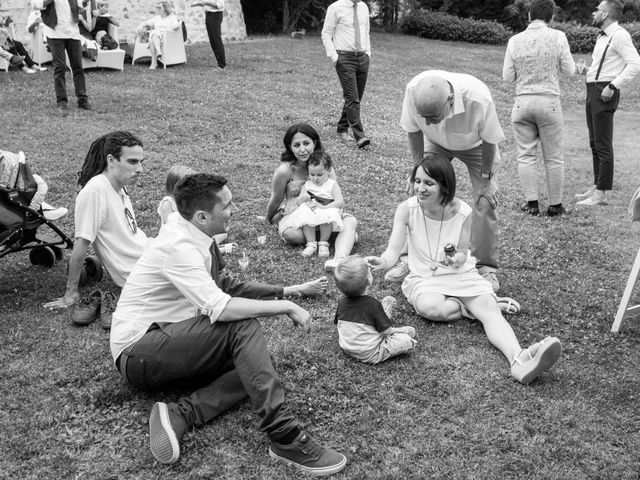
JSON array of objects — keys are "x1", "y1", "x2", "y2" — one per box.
[{"x1": 2, "y1": 32, "x2": 640, "y2": 479}]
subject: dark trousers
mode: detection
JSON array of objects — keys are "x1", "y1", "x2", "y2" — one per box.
[
  {"x1": 335, "y1": 51, "x2": 369, "y2": 140},
  {"x1": 121, "y1": 316, "x2": 299, "y2": 440},
  {"x1": 47, "y1": 37, "x2": 87, "y2": 106},
  {"x1": 205, "y1": 11, "x2": 226, "y2": 68},
  {"x1": 7, "y1": 40, "x2": 34, "y2": 68},
  {"x1": 585, "y1": 82, "x2": 620, "y2": 191}
]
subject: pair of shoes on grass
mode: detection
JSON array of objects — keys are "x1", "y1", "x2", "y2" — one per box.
[
  {"x1": 301, "y1": 241, "x2": 330, "y2": 258},
  {"x1": 150, "y1": 402, "x2": 347, "y2": 475},
  {"x1": 71, "y1": 289, "x2": 117, "y2": 329}
]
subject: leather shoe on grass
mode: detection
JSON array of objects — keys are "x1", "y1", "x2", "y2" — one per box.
[
  {"x1": 520, "y1": 202, "x2": 539, "y2": 216},
  {"x1": 269, "y1": 431, "x2": 347, "y2": 476},
  {"x1": 99, "y1": 291, "x2": 118, "y2": 330},
  {"x1": 78, "y1": 101, "x2": 92, "y2": 110},
  {"x1": 356, "y1": 137, "x2": 371, "y2": 149},
  {"x1": 71, "y1": 289, "x2": 102, "y2": 326},
  {"x1": 547, "y1": 205, "x2": 566, "y2": 217}
]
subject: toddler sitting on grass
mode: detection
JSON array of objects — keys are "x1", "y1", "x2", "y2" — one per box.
[{"x1": 333, "y1": 255, "x2": 416, "y2": 364}]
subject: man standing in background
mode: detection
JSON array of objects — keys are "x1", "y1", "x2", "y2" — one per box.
[
  {"x1": 321, "y1": 0, "x2": 371, "y2": 149},
  {"x1": 191, "y1": 0, "x2": 226, "y2": 69}
]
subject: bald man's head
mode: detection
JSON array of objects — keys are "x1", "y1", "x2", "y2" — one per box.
[{"x1": 413, "y1": 76, "x2": 454, "y2": 124}]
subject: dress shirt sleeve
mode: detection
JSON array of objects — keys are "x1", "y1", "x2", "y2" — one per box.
[
  {"x1": 217, "y1": 272, "x2": 285, "y2": 300},
  {"x1": 502, "y1": 39, "x2": 516, "y2": 82},
  {"x1": 164, "y1": 239, "x2": 231, "y2": 322},
  {"x1": 476, "y1": 99, "x2": 506, "y2": 145},
  {"x1": 321, "y1": 4, "x2": 338, "y2": 62},
  {"x1": 558, "y1": 32, "x2": 576, "y2": 75},
  {"x1": 611, "y1": 29, "x2": 640, "y2": 88}
]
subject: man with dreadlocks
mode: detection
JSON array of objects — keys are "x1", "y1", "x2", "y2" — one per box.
[{"x1": 45, "y1": 132, "x2": 149, "y2": 322}]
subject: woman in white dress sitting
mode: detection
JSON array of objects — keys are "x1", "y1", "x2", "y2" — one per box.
[
  {"x1": 138, "y1": 1, "x2": 181, "y2": 69},
  {"x1": 366, "y1": 154, "x2": 563, "y2": 385}
]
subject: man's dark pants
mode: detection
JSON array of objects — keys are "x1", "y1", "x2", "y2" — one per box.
[
  {"x1": 585, "y1": 82, "x2": 620, "y2": 191},
  {"x1": 335, "y1": 51, "x2": 369, "y2": 141},
  {"x1": 47, "y1": 38, "x2": 87, "y2": 106},
  {"x1": 205, "y1": 11, "x2": 226, "y2": 68},
  {"x1": 119, "y1": 315, "x2": 299, "y2": 440}
]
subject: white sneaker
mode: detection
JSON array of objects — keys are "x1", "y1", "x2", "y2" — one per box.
[
  {"x1": 384, "y1": 260, "x2": 409, "y2": 283},
  {"x1": 575, "y1": 185, "x2": 597, "y2": 200},
  {"x1": 41, "y1": 203, "x2": 68, "y2": 221},
  {"x1": 576, "y1": 190, "x2": 607, "y2": 206},
  {"x1": 22, "y1": 66, "x2": 36, "y2": 73},
  {"x1": 33, "y1": 65, "x2": 47, "y2": 72}
]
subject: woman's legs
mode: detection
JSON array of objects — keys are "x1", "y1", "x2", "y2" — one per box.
[
  {"x1": 148, "y1": 31, "x2": 162, "y2": 68},
  {"x1": 281, "y1": 227, "x2": 305, "y2": 246},
  {"x1": 461, "y1": 295, "x2": 521, "y2": 362},
  {"x1": 413, "y1": 292, "x2": 465, "y2": 322}
]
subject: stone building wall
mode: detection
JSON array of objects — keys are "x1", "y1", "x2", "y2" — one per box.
[{"x1": 1, "y1": 0, "x2": 246, "y2": 44}]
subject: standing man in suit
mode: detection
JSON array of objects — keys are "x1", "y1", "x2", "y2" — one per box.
[
  {"x1": 576, "y1": 0, "x2": 640, "y2": 206},
  {"x1": 31, "y1": 0, "x2": 91, "y2": 114},
  {"x1": 321, "y1": 0, "x2": 371, "y2": 149},
  {"x1": 191, "y1": 0, "x2": 226, "y2": 69}
]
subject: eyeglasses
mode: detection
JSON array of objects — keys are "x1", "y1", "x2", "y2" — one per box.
[{"x1": 124, "y1": 207, "x2": 138, "y2": 235}]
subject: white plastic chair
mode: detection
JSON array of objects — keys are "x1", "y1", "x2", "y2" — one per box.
[
  {"x1": 81, "y1": 22, "x2": 125, "y2": 71},
  {"x1": 30, "y1": 24, "x2": 52, "y2": 67},
  {"x1": 612, "y1": 188, "x2": 640, "y2": 333},
  {"x1": 131, "y1": 23, "x2": 186, "y2": 68}
]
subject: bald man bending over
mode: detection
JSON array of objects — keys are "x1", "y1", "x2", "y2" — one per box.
[{"x1": 394, "y1": 70, "x2": 505, "y2": 291}]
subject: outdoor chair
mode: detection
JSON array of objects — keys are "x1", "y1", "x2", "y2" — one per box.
[
  {"x1": 131, "y1": 23, "x2": 186, "y2": 68},
  {"x1": 29, "y1": 24, "x2": 52, "y2": 67},
  {"x1": 611, "y1": 187, "x2": 640, "y2": 332},
  {"x1": 79, "y1": 22, "x2": 125, "y2": 71}
]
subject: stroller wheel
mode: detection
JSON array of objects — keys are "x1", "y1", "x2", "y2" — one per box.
[
  {"x1": 76, "y1": 255, "x2": 104, "y2": 287},
  {"x1": 29, "y1": 246, "x2": 57, "y2": 268}
]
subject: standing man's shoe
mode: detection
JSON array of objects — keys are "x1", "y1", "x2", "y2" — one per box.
[
  {"x1": 576, "y1": 190, "x2": 607, "y2": 206},
  {"x1": 356, "y1": 137, "x2": 371, "y2": 149},
  {"x1": 547, "y1": 204, "x2": 567, "y2": 217},
  {"x1": 78, "y1": 100, "x2": 92, "y2": 110}
]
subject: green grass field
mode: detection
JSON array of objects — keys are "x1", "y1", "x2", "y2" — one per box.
[{"x1": 1, "y1": 32, "x2": 640, "y2": 479}]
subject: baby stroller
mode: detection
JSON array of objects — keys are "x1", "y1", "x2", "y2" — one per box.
[{"x1": 0, "y1": 150, "x2": 102, "y2": 283}]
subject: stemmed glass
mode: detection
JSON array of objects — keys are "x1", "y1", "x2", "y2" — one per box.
[{"x1": 238, "y1": 249, "x2": 249, "y2": 272}]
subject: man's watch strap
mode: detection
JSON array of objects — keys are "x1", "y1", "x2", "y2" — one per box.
[{"x1": 481, "y1": 171, "x2": 493, "y2": 179}]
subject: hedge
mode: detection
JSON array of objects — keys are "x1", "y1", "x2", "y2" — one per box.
[
  {"x1": 399, "y1": 9, "x2": 511, "y2": 45},
  {"x1": 400, "y1": 9, "x2": 640, "y2": 53}
]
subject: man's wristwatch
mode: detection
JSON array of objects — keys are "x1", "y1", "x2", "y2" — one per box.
[
  {"x1": 608, "y1": 83, "x2": 618, "y2": 92},
  {"x1": 481, "y1": 171, "x2": 493, "y2": 179}
]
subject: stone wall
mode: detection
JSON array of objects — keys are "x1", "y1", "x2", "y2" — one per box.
[{"x1": 1, "y1": 0, "x2": 246, "y2": 44}]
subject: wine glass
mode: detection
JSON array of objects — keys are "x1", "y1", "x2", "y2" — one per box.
[{"x1": 238, "y1": 249, "x2": 249, "y2": 272}]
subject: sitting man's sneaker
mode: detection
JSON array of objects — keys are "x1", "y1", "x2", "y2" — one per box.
[
  {"x1": 149, "y1": 402, "x2": 187, "y2": 464},
  {"x1": 511, "y1": 337, "x2": 562, "y2": 384},
  {"x1": 478, "y1": 269, "x2": 499, "y2": 291},
  {"x1": 384, "y1": 259, "x2": 409, "y2": 283},
  {"x1": 71, "y1": 289, "x2": 102, "y2": 326},
  {"x1": 99, "y1": 291, "x2": 118, "y2": 330},
  {"x1": 269, "y1": 431, "x2": 347, "y2": 476}
]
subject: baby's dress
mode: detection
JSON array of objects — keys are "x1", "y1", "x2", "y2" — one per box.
[{"x1": 286, "y1": 178, "x2": 343, "y2": 231}]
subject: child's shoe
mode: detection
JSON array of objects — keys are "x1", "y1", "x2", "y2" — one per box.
[
  {"x1": 317, "y1": 241, "x2": 330, "y2": 258},
  {"x1": 301, "y1": 242, "x2": 317, "y2": 257}
]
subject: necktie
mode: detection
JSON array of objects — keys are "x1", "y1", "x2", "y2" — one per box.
[{"x1": 353, "y1": 2, "x2": 361, "y2": 52}]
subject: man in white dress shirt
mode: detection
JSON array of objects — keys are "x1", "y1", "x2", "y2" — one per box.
[
  {"x1": 576, "y1": 0, "x2": 640, "y2": 206},
  {"x1": 321, "y1": 0, "x2": 371, "y2": 149},
  {"x1": 110, "y1": 173, "x2": 346, "y2": 475}
]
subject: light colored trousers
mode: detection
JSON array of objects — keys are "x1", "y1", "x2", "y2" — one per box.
[
  {"x1": 424, "y1": 141, "x2": 499, "y2": 271},
  {"x1": 511, "y1": 94, "x2": 564, "y2": 205}
]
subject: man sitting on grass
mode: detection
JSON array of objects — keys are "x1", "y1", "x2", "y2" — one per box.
[
  {"x1": 110, "y1": 173, "x2": 346, "y2": 476},
  {"x1": 44, "y1": 131, "x2": 149, "y2": 328}
]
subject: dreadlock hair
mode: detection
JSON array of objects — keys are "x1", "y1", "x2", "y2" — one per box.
[{"x1": 77, "y1": 131, "x2": 143, "y2": 188}]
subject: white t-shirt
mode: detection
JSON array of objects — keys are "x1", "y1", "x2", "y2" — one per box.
[
  {"x1": 74, "y1": 174, "x2": 149, "y2": 287},
  {"x1": 400, "y1": 70, "x2": 505, "y2": 150}
]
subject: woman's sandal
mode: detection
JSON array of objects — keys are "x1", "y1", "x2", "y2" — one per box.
[
  {"x1": 317, "y1": 241, "x2": 330, "y2": 258},
  {"x1": 496, "y1": 296, "x2": 521, "y2": 315},
  {"x1": 301, "y1": 242, "x2": 317, "y2": 257},
  {"x1": 510, "y1": 336, "x2": 562, "y2": 384}
]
